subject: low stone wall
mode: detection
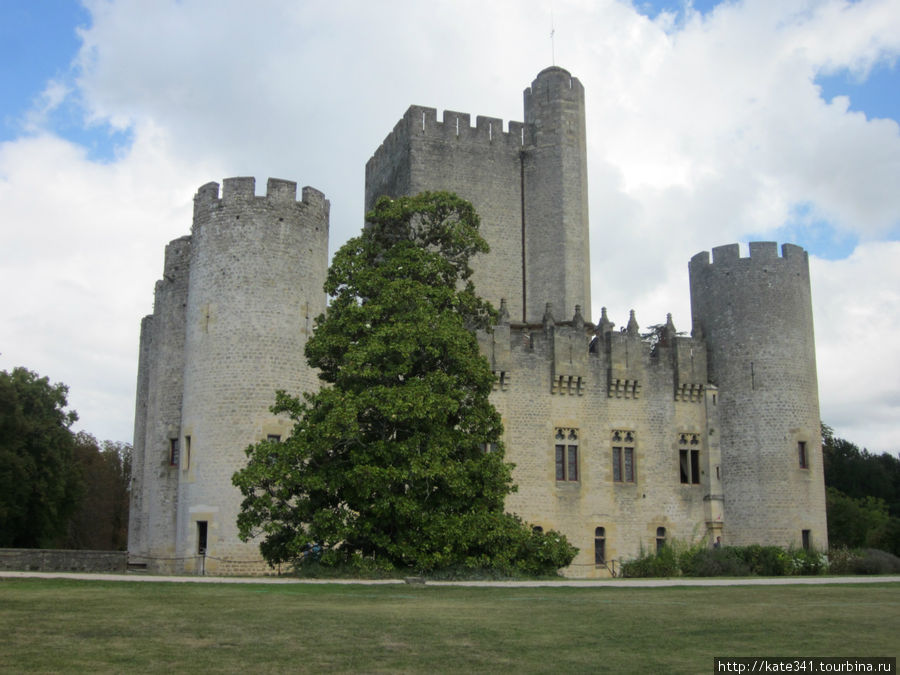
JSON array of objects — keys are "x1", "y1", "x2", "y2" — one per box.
[{"x1": 0, "y1": 548, "x2": 128, "y2": 573}]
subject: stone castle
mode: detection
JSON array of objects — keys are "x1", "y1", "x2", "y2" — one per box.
[{"x1": 128, "y1": 67, "x2": 827, "y2": 576}]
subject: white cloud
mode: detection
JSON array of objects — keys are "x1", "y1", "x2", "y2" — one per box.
[
  {"x1": 812, "y1": 243, "x2": 900, "y2": 452},
  {"x1": 1, "y1": 0, "x2": 898, "y2": 453}
]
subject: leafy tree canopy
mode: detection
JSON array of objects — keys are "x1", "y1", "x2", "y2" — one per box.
[
  {"x1": 0, "y1": 367, "x2": 81, "y2": 547},
  {"x1": 822, "y1": 423, "x2": 900, "y2": 555},
  {"x1": 62, "y1": 433, "x2": 132, "y2": 551},
  {"x1": 233, "y1": 192, "x2": 576, "y2": 575}
]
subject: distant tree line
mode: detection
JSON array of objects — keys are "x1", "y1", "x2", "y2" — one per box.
[
  {"x1": 823, "y1": 424, "x2": 900, "y2": 555},
  {"x1": 0, "y1": 367, "x2": 131, "y2": 551}
]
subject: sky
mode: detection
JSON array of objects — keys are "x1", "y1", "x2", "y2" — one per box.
[{"x1": 1, "y1": 0, "x2": 898, "y2": 455}]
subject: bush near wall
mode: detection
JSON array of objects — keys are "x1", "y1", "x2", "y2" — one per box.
[{"x1": 620, "y1": 542, "x2": 844, "y2": 578}]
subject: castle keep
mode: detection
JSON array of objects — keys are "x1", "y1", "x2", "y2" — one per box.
[{"x1": 129, "y1": 67, "x2": 827, "y2": 576}]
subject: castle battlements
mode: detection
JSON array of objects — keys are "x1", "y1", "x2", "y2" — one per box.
[
  {"x1": 690, "y1": 241, "x2": 809, "y2": 268},
  {"x1": 478, "y1": 302, "x2": 705, "y2": 403},
  {"x1": 192, "y1": 177, "x2": 330, "y2": 217},
  {"x1": 366, "y1": 105, "x2": 527, "y2": 180}
]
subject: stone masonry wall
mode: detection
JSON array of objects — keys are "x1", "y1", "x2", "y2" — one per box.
[
  {"x1": 130, "y1": 236, "x2": 192, "y2": 569},
  {"x1": 0, "y1": 548, "x2": 127, "y2": 573},
  {"x1": 480, "y1": 308, "x2": 718, "y2": 577}
]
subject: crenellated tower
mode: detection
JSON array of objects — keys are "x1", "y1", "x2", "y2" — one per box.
[
  {"x1": 689, "y1": 242, "x2": 827, "y2": 549},
  {"x1": 365, "y1": 66, "x2": 590, "y2": 324},
  {"x1": 129, "y1": 177, "x2": 330, "y2": 574}
]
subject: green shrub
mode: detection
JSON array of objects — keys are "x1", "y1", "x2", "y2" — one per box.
[
  {"x1": 849, "y1": 548, "x2": 900, "y2": 574},
  {"x1": 788, "y1": 548, "x2": 829, "y2": 575},
  {"x1": 733, "y1": 544, "x2": 791, "y2": 576},
  {"x1": 826, "y1": 547, "x2": 862, "y2": 574},
  {"x1": 680, "y1": 547, "x2": 750, "y2": 577}
]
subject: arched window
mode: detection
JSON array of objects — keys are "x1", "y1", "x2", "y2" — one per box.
[
  {"x1": 656, "y1": 527, "x2": 666, "y2": 552},
  {"x1": 594, "y1": 527, "x2": 606, "y2": 565}
]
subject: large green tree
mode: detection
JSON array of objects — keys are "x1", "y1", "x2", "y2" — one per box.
[
  {"x1": 234, "y1": 192, "x2": 576, "y2": 575},
  {"x1": 0, "y1": 367, "x2": 82, "y2": 547}
]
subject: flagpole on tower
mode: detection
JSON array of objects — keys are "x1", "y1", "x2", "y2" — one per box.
[{"x1": 550, "y1": 9, "x2": 556, "y2": 66}]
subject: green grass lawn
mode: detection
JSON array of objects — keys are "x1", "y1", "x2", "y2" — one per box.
[{"x1": 1, "y1": 579, "x2": 897, "y2": 673}]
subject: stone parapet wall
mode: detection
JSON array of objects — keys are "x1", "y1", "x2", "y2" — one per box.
[{"x1": 0, "y1": 548, "x2": 127, "y2": 573}]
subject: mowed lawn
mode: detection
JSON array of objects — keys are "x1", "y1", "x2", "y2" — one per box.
[{"x1": 0, "y1": 579, "x2": 897, "y2": 673}]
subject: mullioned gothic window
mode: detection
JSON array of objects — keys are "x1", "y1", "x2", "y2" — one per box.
[
  {"x1": 555, "y1": 428, "x2": 579, "y2": 482},
  {"x1": 678, "y1": 433, "x2": 701, "y2": 485},
  {"x1": 611, "y1": 430, "x2": 635, "y2": 483}
]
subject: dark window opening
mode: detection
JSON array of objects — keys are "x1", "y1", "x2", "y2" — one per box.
[
  {"x1": 594, "y1": 527, "x2": 606, "y2": 565},
  {"x1": 267, "y1": 434, "x2": 282, "y2": 443},
  {"x1": 169, "y1": 438, "x2": 179, "y2": 466},
  {"x1": 197, "y1": 521, "x2": 208, "y2": 555},
  {"x1": 802, "y1": 529, "x2": 811, "y2": 551},
  {"x1": 680, "y1": 449, "x2": 700, "y2": 484},
  {"x1": 798, "y1": 441, "x2": 808, "y2": 469},
  {"x1": 656, "y1": 527, "x2": 666, "y2": 552}
]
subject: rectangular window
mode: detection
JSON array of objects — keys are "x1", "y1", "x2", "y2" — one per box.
[
  {"x1": 197, "y1": 521, "x2": 208, "y2": 555},
  {"x1": 798, "y1": 441, "x2": 808, "y2": 469},
  {"x1": 594, "y1": 527, "x2": 606, "y2": 565},
  {"x1": 612, "y1": 430, "x2": 636, "y2": 483},
  {"x1": 554, "y1": 428, "x2": 579, "y2": 482},
  {"x1": 680, "y1": 449, "x2": 700, "y2": 484},
  {"x1": 678, "y1": 433, "x2": 701, "y2": 484},
  {"x1": 624, "y1": 447, "x2": 635, "y2": 482},
  {"x1": 169, "y1": 438, "x2": 179, "y2": 466},
  {"x1": 612, "y1": 447, "x2": 622, "y2": 482},
  {"x1": 567, "y1": 445, "x2": 578, "y2": 481},
  {"x1": 802, "y1": 529, "x2": 811, "y2": 551},
  {"x1": 267, "y1": 434, "x2": 282, "y2": 443}
]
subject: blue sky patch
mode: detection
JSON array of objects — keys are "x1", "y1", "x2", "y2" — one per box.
[
  {"x1": 748, "y1": 203, "x2": 860, "y2": 260},
  {"x1": 634, "y1": 0, "x2": 724, "y2": 21},
  {"x1": 816, "y1": 60, "x2": 900, "y2": 123},
  {"x1": 0, "y1": 1, "x2": 127, "y2": 161}
]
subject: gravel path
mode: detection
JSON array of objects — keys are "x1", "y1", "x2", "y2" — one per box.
[{"x1": 2, "y1": 570, "x2": 899, "y2": 587}]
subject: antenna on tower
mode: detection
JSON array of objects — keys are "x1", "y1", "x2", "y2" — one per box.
[{"x1": 550, "y1": 9, "x2": 556, "y2": 66}]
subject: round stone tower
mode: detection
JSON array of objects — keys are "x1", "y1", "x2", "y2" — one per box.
[
  {"x1": 689, "y1": 242, "x2": 827, "y2": 550},
  {"x1": 176, "y1": 177, "x2": 329, "y2": 574},
  {"x1": 523, "y1": 66, "x2": 591, "y2": 324}
]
